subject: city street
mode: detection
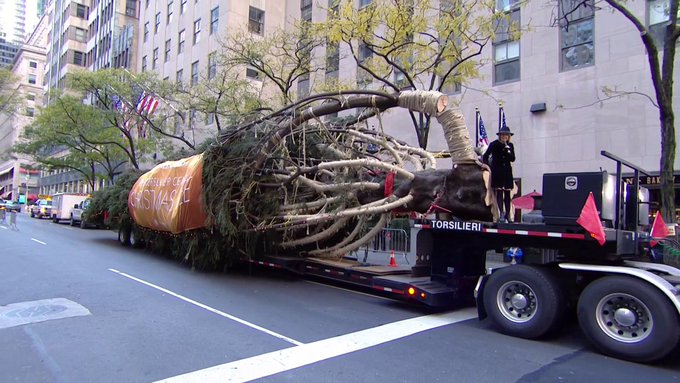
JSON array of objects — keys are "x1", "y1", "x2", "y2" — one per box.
[{"x1": 1, "y1": 212, "x2": 679, "y2": 383}]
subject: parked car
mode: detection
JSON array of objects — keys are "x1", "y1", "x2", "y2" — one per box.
[
  {"x1": 30, "y1": 199, "x2": 52, "y2": 219},
  {"x1": 4, "y1": 201, "x2": 21, "y2": 212}
]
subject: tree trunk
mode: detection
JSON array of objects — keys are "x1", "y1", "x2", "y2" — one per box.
[{"x1": 660, "y1": 109, "x2": 677, "y2": 223}]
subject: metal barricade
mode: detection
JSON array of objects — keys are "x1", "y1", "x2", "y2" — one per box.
[{"x1": 359, "y1": 227, "x2": 411, "y2": 265}]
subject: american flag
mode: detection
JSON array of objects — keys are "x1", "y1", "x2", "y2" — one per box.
[
  {"x1": 478, "y1": 114, "x2": 489, "y2": 147},
  {"x1": 134, "y1": 92, "x2": 160, "y2": 138}
]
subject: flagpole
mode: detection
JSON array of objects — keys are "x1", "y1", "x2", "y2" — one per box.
[
  {"x1": 475, "y1": 107, "x2": 479, "y2": 146},
  {"x1": 498, "y1": 102, "x2": 503, "y2": 133}
]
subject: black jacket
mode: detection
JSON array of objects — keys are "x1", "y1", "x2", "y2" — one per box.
[{"x1": 482, "y1": 140, "x2": 515, "y2": 189}]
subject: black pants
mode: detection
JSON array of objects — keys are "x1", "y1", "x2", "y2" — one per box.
[{"x1": 496, "y1": 189, "x2": 511, "y2": 221}]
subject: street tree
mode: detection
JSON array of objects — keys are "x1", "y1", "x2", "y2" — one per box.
[
  {"x1": 318, "y1": 0, "x2": 504, "y2": 149},
  {"x1": 0, "y1": 68, "x2": 20, "y2": 116},
  {"x1": 13, "y1": 93, "x2": 128, "y2": 189},
  {"x1": 558, "y1": 0, "x2": 677, "y2": 222},
  {"x1": 171, "y1": 61, "x2": 266, "y2": 136},
  {"x1": 218, "y1": 24, "x2": 327, "y2": 106}
]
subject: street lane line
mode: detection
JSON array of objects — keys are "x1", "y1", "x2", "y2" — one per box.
[
  {"x1": 31, "y1": 238, "x2": 47, "y2": 245},
  {"x1": 108, "y1": 268, "x2": 303, "y2": 346},
  {"x1": 156, "y1": 307, "x2": 477, "y2": 383}
]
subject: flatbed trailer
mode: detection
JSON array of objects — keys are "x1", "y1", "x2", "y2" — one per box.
[{"x1": 245, "y1": 151, "x2": 680, "y2": 363}]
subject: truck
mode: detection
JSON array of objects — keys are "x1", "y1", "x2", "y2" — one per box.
[
  {"x1": 29, "y1": 198, "x2": 52, "y2": 219},
  {"x1": 70, "y1": 198, "x2": 94, "y2": 228},
  {"x1": 50, "y1": 193, "x2": 89, "y2": 223},
  {"x1": 106, "y1": 90, "x2": 679, "y2": 363}
]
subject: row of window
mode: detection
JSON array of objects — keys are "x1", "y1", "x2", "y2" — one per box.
[{"x1": 144, "y1": 6, "x2": 222, "y2": 43}]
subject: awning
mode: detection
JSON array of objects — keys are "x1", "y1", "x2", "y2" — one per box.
[{"x1": 0, "y1": 167, "x2": 11, "y2": 177}]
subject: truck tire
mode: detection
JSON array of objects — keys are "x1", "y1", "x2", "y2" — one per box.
[
  {"x1": 70, "y1": 216, "x2": 76, "y2": 226},
  {"x1": 80, "y1": 219, "x2": 87, "y2": 229},
  {"x1": 52, "y1": 215, "x2": 58, "y2": 223},
  {"x1": 577, "y1": 275, "x2": 680, "y2": 363},
  {"x1": 129, "y1": 228, "x2": 144, "y2": 248},
  {"x1": 118, "y1": 227, "x2": 131, "y2": 246},
  {"x1": 483, "y1": 265, "x2": 566, "y2": 339}
]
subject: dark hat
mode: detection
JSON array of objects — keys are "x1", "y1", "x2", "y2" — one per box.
[{"x1": 497, "y1": 125, "x2": 513, "y2": 136}]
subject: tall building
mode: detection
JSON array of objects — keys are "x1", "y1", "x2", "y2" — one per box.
[
  {"x1": 136, "y1": 0, "x2": 288, "y2": 147},
  {"x1": 45, "y1": 0, "x2": 90, "y2": 92},
  {"x1": 86, "y1": 0, "x2": 139, "y2": 71},
  {"x1": 456, "y1": 0, "x2": 680, "y2": 218},
  {"x1": 0, "y1": 12, "x2": 49, "y2": 201},
  {"x1": 0, "y1": 0, "x2": 40, "y2": 66}
]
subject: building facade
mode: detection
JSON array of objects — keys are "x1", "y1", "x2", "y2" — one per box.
[{"x1": 0, "y1": 13, "x2": 48, "y2": 201}]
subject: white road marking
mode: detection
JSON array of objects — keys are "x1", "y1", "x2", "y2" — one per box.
[
  {"x1": 156, "y1": 308, "x2": 477, "y2": 383},
  {"x1": 108, "y1": 269, "x2": 303, "y2": 346},
  {"x1": 31, "y1": 238, "x2": 47, "y2": 245}
]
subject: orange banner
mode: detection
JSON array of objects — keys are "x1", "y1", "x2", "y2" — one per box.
[{"x1": 128, "y1": 154, "x2": 208, "y2": 234}]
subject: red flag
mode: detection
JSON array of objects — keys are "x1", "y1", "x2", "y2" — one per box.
[
  {"x1": 576, "y1": 192, "x2": 606, "y2": 246},
  {"x1": 650, "y1": 212, "x2": 670, "y2": 247}
]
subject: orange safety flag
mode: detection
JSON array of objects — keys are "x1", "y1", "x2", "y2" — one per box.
[
  {"x1": 128, "y1": 154, "x2": 208, "y2": 234},
  {"x1": 576, "y1": 192, "x2": 606, "y2": 246},
  {"x1": 650, "y1": 212, "x2": 670, "y2": 247}
]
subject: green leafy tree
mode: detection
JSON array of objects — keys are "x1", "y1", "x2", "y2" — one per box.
[
  {"x1": 13, "y1": 92, "x2": 129, "y2": 188},
  {"x1": 219, "y1": 24, "x2": 327, "y2": 106},
  {"x1": 318, "y1": 0, "x2": 504, "y2": 148},
  {"x1": 0, "y1": 68, "x2": 20, "y2": 116}
]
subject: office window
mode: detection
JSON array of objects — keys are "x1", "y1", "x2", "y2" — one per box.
[
  {"x1": 178, "y1": 29, "x2": 185, "y2": 53},
  {"x1": 359, "y1": 0, "x2": 372, "y2": 7},
  {"x1": 26, "y1": 107, "x2": 34, "y2": 117},
  {"x1": 210, "y1": 7, "x2": 219, "y2": 34},
  {"x1": 301, "y1": 0, "x2": 312, "y2": 22},
  {"x1": 73, "y1": 51, "x2": 84, "y2": 66},
  {"x1": 29, "y1": 61, "x2": 37, "y2": 69},
  {"x1": 207, "y1": 112, "x2": 215, "y2": 125},
  {"x1": 181, "y1": 0, "x2": 187, "y2": 14},
  {"x1": 167, "y1": 1, "x2": 174, "y2": 24},
  {"x1": 326, "y1": 41, "x2": 339, "y2": 72},
  {"x1": 208, "y1": 52, "x2": 217, "y2": 79},
  {"x1": 155, "y1": 12, "x2": 161, "y2": 33},
  {"x1": 28, "y1": 74, "x2": 36, "y2": 84},
  {"x1": 249, "y1": 6, "x2": 265, "y2": 34},
  {"x1": 191, "y1": 61, "x2": 199, "y2": 85},
  {"x1": 144, "y1": 22, "x2": 149, "y2": 42},
  {"x1": 246, "y1": 66, "x2": 261, "y2": 80},
  {"x1": 493, "y1": 0, "x2": 520, "y2": 83},
  {"x1": 26, "y1": 92, "x2": 35, "y2": 101},
  {"x1": 176, "y1": 69, "x2": 183, "y2": 84},
  {"x1": 648, "y1": 0, "x2": 677, "y2": 46},
  {"x1": 74, "y1": 27, "x2": 87, "y2": 42},
  {"x1": 193, "y1": 19, "x2": 201, "y2": 44},
  {"x1": 142, "y1": 56, "x2": 147, "y2": 71},
  {"x1": 76, "y1": 3, "x2": 87, "y2": 18},
  {"x1": 153, "y1": 48, "x2": 159, "y2": 69},
  {"x1": 165, "y1": 39, "x2": 171, "y2": 61},
  {"x1": 126, "y1": 0, "x2": 137, "y2": 16},
  {"x1": 559, "y1": 0, "x2": 594, "y2": 71}
]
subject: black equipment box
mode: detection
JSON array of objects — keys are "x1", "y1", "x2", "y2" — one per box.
[{"x1": 542, "y1": 172, "x2": 615, "y2": 226}]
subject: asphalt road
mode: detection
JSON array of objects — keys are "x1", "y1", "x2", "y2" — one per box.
[{"x1": 1, "y1": 212, "x2": 679, "y2": 383}]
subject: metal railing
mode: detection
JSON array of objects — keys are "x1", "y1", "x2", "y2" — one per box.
[{"x1": 358, "y1": 227, "x2": 411, "y2": 265}]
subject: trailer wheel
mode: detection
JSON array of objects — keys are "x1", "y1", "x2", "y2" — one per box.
[
  {"x1": 483, "y1": 265, "x2": 566, "y2": 339},
  {"x1": 118, "y1": 227, "x2": 130, "y2": 246},
  {"x1": 129, "y1": 228, "x2": 144, "y2": 248},
  {"x1": 577, "y1": 276, "x2": 680, "y2": 362}
]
